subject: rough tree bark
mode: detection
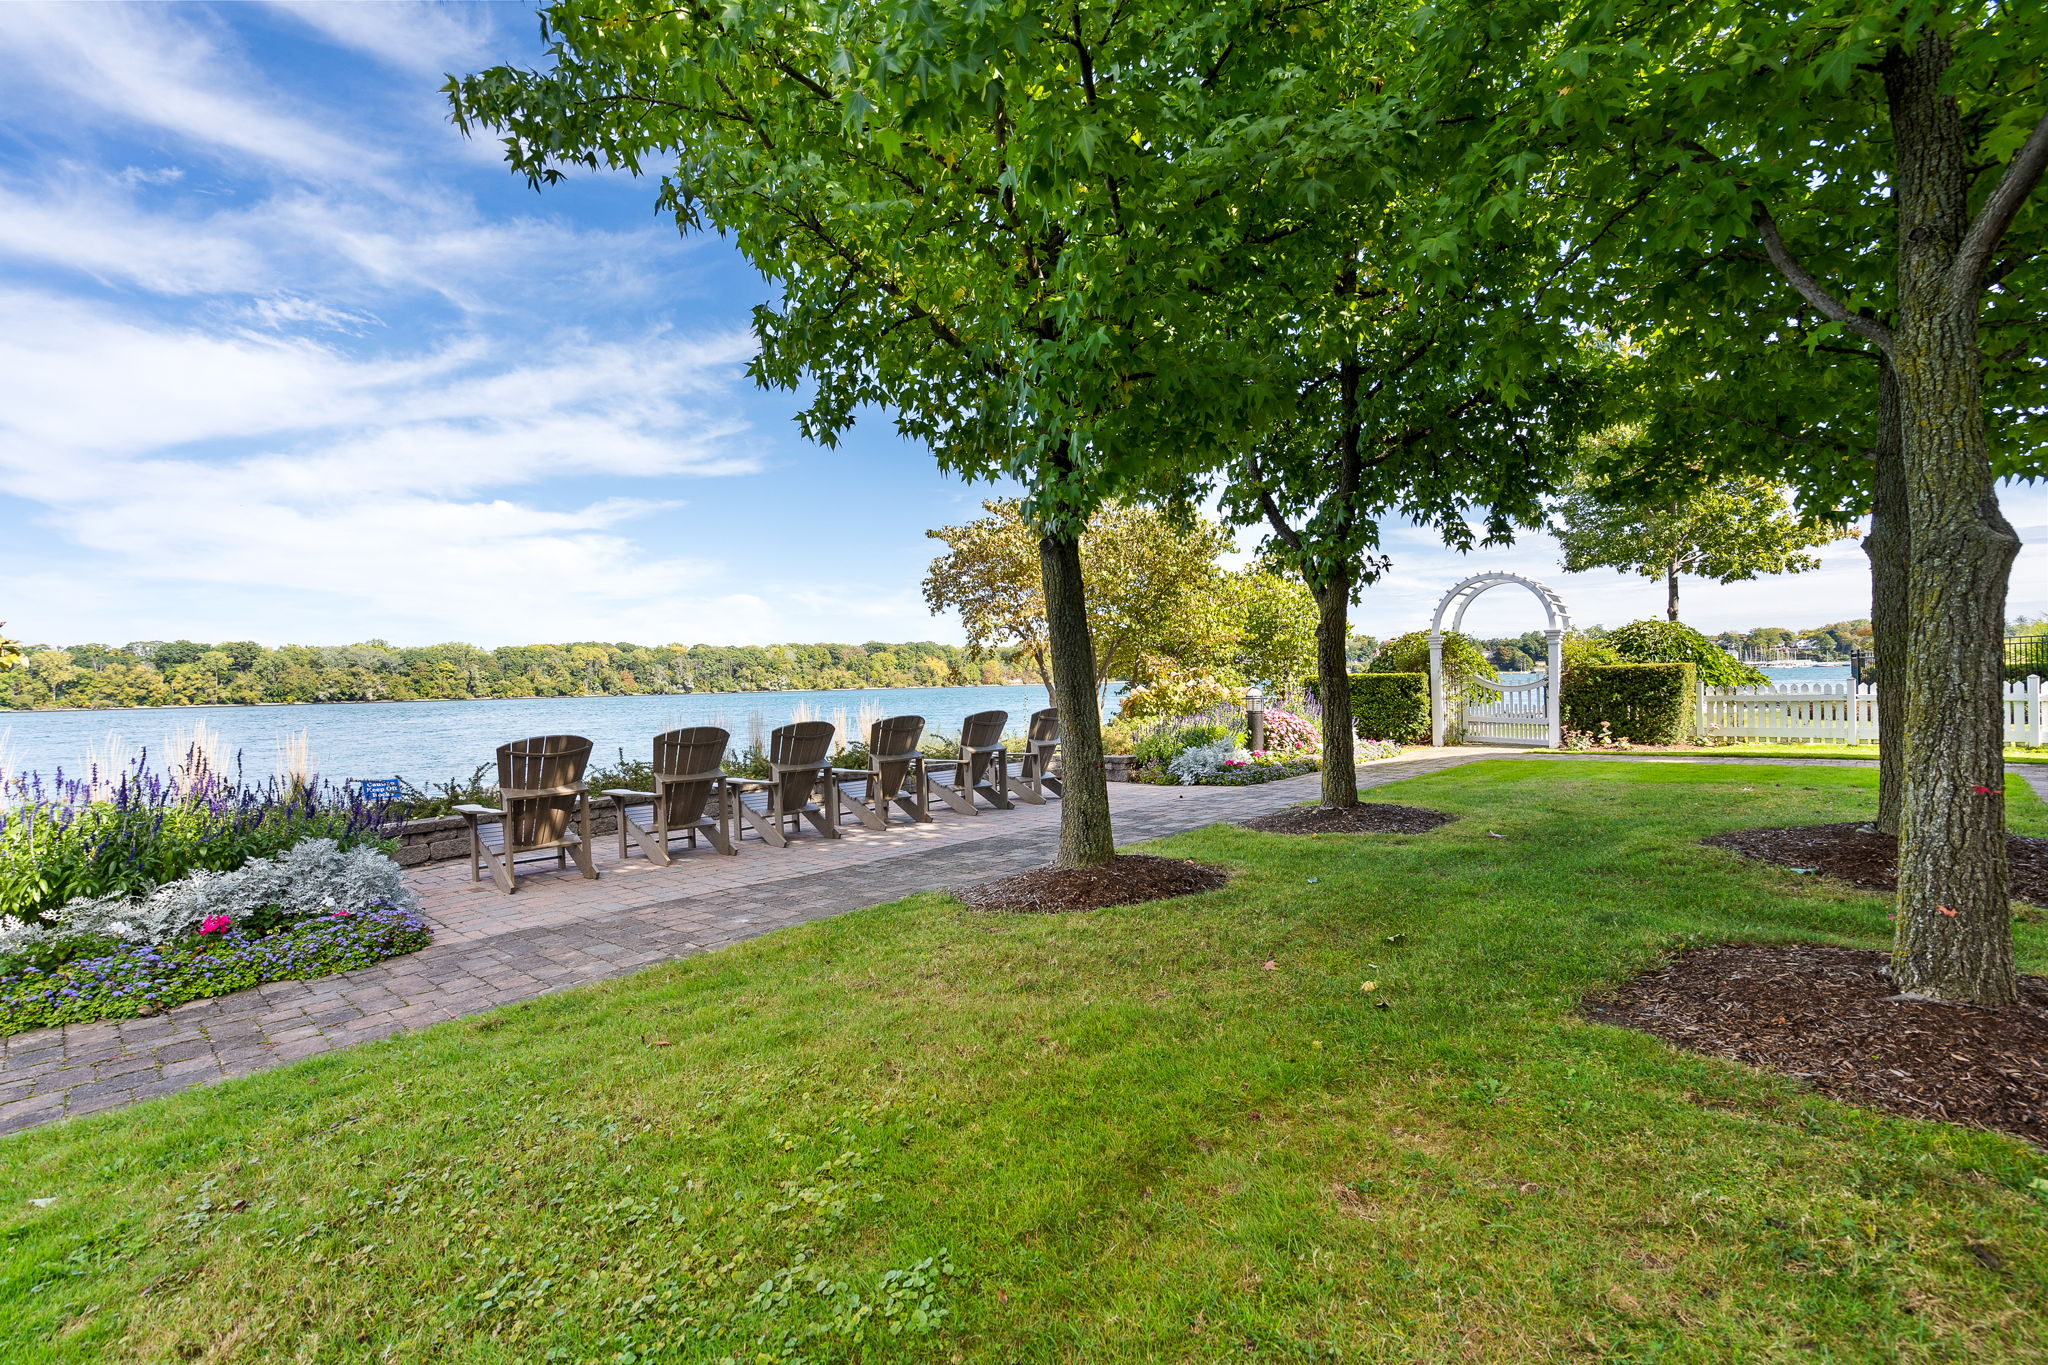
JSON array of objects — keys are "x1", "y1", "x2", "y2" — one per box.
[
  {"x1": 1864, "y1": 357, "x2": 1908, "y2": 836},
  {"x1": 1886, "y1": 37, "x2": 2022, "y2": 1005},
  {"x1": 1039, "y1": 524, "x2": 1116, "y2": 867},
  {"x1": 1313, "y1": 557, "x2": 1358, "y2": 809},
  {"x1": 1665, "y1": 564, "x2": 1681, "y2": 622}
]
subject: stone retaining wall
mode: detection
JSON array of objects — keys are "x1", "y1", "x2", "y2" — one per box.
[{"x1": 389, "y1": 808, "x2": 625, "y2": 868}]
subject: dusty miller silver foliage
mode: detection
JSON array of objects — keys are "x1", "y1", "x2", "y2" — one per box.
[{"x1": 0, "y1": 839, "x2": 416, "y2": 952}]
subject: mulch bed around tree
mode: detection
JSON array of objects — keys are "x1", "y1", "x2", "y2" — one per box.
[
  {"x1": 1586, "y1": 944, "x2": 2048, "y2": 1146},
  {"x1": 1238, "y1": 802, "x2": 1453, "y2": 835},
  {"x1": 955, "y1": 854, "x2": 1228, "y2": 914},
  {"x1": 1702, "y1": 822, "x2": 2048, "y2": 907}
]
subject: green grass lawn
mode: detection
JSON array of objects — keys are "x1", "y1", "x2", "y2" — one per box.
[
  {"x1": 4, "y1": 762, "x2": 2046, "y2": 1364},
  {"x1": 1528, "y1": 742, "x2": 2048, "y2": 764}
]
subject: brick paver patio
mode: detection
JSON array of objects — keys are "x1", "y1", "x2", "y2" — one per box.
[
  {"x1": 7, "y1": 749, "x2": 2038, "y2": 1138},
  {"x1": 0, "y1": 749, "x2": 1496, "y2": 1135}
]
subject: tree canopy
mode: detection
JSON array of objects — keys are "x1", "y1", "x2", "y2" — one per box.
[
  {"x1": 923, "y1": 499, "x2": 1315, "y2": 704},
  {"x1": 1549, "y1": 472, "x2": 1853, "y2": 621}
]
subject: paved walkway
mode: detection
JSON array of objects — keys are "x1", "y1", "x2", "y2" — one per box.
[
  {"x1": 0, "y1": 749, "x2": 1495, "y2": 1136},
  {"x1": 6, "y1": 748, "x2": 2038, "y2": 1138}
]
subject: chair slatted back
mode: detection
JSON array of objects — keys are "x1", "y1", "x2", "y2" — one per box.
[
  {"x1": 866, "y1": 715, "x2": 925, "y2": 795},
  {"x1": 768, "y1": 721, "x2": 836, "y2": 808},
  {"x1": 959, "y1": 709, "x2": 1008, "y2": 785},
  {"x1": 497, "y1": 735, "x2": 592, "y2": 847},
  {"x1": 1025, "y1": 707, "x2": 1059, "y2": 773},
  {"x1": 650, "y1": 726, "x2": 729, "y2": 827}
]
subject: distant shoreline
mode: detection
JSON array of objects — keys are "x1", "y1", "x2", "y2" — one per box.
[{"x1": 0, "y1": 681, "x2": 1040, "y2": 718}]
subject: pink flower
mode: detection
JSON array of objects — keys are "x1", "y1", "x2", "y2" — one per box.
[
  {"x1": 199, "y1": 914, "x2": 231, "y2": 935},
  {"x1": 329, "y1": 909, "x2": 352, "y2": 920}
]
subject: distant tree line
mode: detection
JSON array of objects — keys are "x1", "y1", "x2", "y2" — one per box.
[
  {"x1": 0, "y1": 638, "x2": 1022, "y2": 711},
  {"x1": 1446, "y1": 620, "x2": 1876, "y2": 673}
]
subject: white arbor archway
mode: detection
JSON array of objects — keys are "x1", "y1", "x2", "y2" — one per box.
[{"x1": 1428, "y1": 573, "x2": 1572, "y2": 747}]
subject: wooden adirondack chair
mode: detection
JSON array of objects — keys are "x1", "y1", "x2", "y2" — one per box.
[
  {"x1": 832, "y1": 714, "x2": 931, "y2": 829},
  {"x1": 454, "y1": 735, "x2": 598, "y2": 894},
  {"x1": 923, "y1": 710, "x2": 1012, "y2": 814},
  {"x1": 602, "y1": 727, "x2": 735, "y2": 865},
  {"x1": 1004, "y1": 707, "x2": 1063, "y2": 803},
  {"x1": 728, "y1": 720, "x2": 839, "y2": 847}
]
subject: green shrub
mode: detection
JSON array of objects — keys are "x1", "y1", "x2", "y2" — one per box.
[
  {"x1": 1132, "y1": 722, "x2": 1238, "y2": 768},
  {"x1": 1561, "y1": 663, "x2": 1697, "y2": 745},
  {"x1": 1368, "y1": 630, "x2": 1497, "y2": 695},
  {"x1": 1603, "y1": 619, "x2": 1766, "y2": 687},
  {"x1": 1348, "y1": 672, "x2": 1431, "y2": 744}
]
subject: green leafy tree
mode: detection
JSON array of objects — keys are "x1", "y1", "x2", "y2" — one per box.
[
  {"x1": 1406, "y1": 0, "x2": 2048, "y2": 1005},
  {"x1": 1602, "y1": 619, "x2": 1769, "y2": 689},
  {"x1": 448, "y1": 1, "x2": 1285, "y2": 865},
  {"x1": 1550, "y1": 473, "x2": 1852, "y2": 622},
  {"x1": 924, "y1": 500, "x2": 1313, "y2": 705},
  {"x1": 1160, "y1": 9, "x2": 1598, "y2": 809},
  {"x1": 1369, "y1": 630, "x2": 1497, "y2": 700},
  {"x1": 0, "y1": 625, "x2": 19, "y2": 676}
]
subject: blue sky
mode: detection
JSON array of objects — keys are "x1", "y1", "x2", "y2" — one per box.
[{"x1": 0, "y1": 1, "x2": 2040, "y2": 651}]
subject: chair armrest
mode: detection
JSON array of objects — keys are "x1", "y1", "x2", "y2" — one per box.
[
  {"x1": 829, "y1": 766, "x2": 877, "y2": 777},
  {"x1": 600, "y1": 788, "x2": 653, "y2": 802},
  {"x1": 452, "y1": 803, "x2": 503, "y2": 819},
  {"x1": 726, "y1": 775, "x2": 771, "y2": 789}
]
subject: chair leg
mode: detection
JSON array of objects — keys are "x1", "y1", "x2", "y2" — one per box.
[
  {"x1": 484, "y1": 845, "x2": 516, "y2": 895},
  {"x1": 571, "y1": 836, "x2": 597, "y2": 880},
  {"x1": 741, "y1": 801, "x2": 788, "y2": 848},
  {"x1": 925, "y1": 771, "x2": 975, "y2": 815}
]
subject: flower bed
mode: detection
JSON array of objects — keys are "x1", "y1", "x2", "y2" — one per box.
[
  {"x1": 1202, "y1": 752, "x2": 1322, "y2": 785},
  {"x1": 0, "y1": 755, "x2": 389, "y2": 922},
  {"x1": 0, "y1": 901, "x2": 430, "y2": 1035},
  {"x1": 0, "y1": 836, "x2": 429, "y2": 1036}
]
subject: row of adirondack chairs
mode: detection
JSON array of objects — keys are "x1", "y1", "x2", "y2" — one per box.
[{"x1": 453, "y1": 708, "x2": 1060, "y2": 894}]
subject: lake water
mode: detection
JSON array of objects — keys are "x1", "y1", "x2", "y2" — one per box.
[
  {"x1": 0, "y1": 684, "x2": 1067, "y2": 789},
  {"x1": 0, "y1": 665, "x2": 1849, "y2": 789},
  {"x1": 1497, "y1": 663, "x2": 1852, "y2": 687}
]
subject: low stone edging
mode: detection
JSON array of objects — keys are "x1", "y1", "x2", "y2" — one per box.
[{"x1": 387, "y1": 808, "x2": 627, "y2": 868}]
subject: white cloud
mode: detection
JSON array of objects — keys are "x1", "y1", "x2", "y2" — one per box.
[
  {"x1": 0, "y1": 180, "x2": 273, "y2": 295},
  {"x1": 0, "y1": 3, "x2": 381, "y2": 183},
  {"x1": 265, "y1": 0, "x2": 494, "y2": 77},
  {"x1": 0, "y1": 286, "x2": 779, "y2": 642}
]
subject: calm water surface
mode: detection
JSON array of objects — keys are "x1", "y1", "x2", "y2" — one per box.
[
  {"x1": 0, "y1": 667, "x2": 1843, "y2": 788},
  {"x1": 0, "y1": 684, "x2": 1076, "y2": 788}
]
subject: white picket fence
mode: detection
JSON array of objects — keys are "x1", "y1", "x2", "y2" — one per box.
[
  {"x1": 1463, "y1": 677, "x2": 1553, "y2": 745},
  {"x1": 1696, "y1": 677, "x2": 2047, "y2": 745}
]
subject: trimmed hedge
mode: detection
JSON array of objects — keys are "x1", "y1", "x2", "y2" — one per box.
[
  {"x1": 1349, "y1": 672, "x2": 1431, "y2": 744},
  {"x1": 1561, "y1": 663, "x2": 1697, "y2": 745}
]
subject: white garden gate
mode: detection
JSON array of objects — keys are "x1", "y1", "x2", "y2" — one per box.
[{"x1": 1427, "y1": 573, "x2": 1570, "y2": 748}]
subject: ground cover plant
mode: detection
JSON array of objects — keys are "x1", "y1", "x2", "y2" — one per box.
[
  {"x1": 2, "y1": 762, "x2": 2045, "y2": 1362},
  {"x1": 0, "y1": 901, "x2": 430, "y2": 1035}
]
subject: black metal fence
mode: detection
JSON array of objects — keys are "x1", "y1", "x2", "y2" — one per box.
[
  {"x1": 2011, "y1": 634, "x2": 2048, "y2": 681},
  {"x1": 1848, "y1": 637, "x2": 2047, "y2": 685}
]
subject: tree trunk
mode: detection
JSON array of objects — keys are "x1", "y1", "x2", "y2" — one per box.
[
  {"x1": 1314, "y1": 559, "x2": 1358, "y2": 809},
  {"x1": 1665, "y1": 565, "x2": 1680, "y2": 622},
  {"x1": 1885, "y1": 37, "x2": 2021, "y2": 1005},
  {"x1": 1865, "y1": 356, "x2": 1908, "y2": 836},
  {"x1": 1040, "y1": 525, "x2": 1116, "y2": 867}
]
